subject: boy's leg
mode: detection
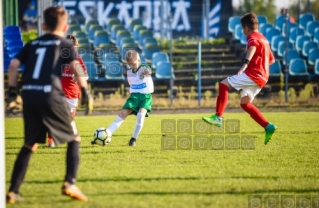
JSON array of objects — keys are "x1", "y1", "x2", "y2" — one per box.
[
  {"x1": 7, "y1": 144, "x2": 38, "y2": 204},
  {"x1": 202, "y1": 79, "x2": 232, "y2": 126},
  {"x1": 106, "y1": 108, "x2": 133, "y2": 136},
  {"x1": 129, "y1": 108, "x2": 147, "y2": 146}
]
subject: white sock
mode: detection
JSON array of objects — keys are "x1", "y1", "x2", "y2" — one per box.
[
  {"x1": 106, "y1": 116, "x2": 124, "y2": 136},
  {"x1": 132, "y1": 112, "x2": 146, "y2": 139}
]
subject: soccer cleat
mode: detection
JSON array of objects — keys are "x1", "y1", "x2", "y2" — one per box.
[
  {"x1": 47, "y1": 138, "x2": 55, "y2": 147},
  {"x1": 264, "y1": 123, "x2": 277, "y2": 145},
  {"x1": 62, "y1": 182, "x2": 88, "y2": 202},
  {"x1": 128, "y1": 137, "x2": 136, "y2": 146},
  {"x1": 202, "y1": 114, "x2": 223, "y2": 127},
  {"x1": 6, "y1": 192, "x2": 23, "y2": 204}
]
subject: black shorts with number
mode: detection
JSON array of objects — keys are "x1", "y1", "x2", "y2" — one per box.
[{"x1": 23, "y1": 103, "x2": 78, "y2": 146}]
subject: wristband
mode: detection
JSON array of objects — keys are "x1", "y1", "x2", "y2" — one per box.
[
  {"x1": 242, "y1": 59, "x2": 250, "y2": 64},
  {"x1": 81, "y1": 87, "x2": 89, "y2": 98}
]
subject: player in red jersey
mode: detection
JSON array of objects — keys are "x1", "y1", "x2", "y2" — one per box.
[
  {"x1": 47, "y1": 34, "x2": 87, "y2": 147},
  {"x1": 202, "y1": 13, "x2": 277, "y2": 145}
]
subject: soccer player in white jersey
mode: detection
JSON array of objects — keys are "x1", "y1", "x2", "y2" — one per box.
[{"x1": 92, "y1": 50, "x2": 154, "y2": 146}]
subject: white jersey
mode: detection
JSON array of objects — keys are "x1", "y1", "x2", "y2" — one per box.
[{"x1": 127, "y1": 64, "x2": 154, "y2": 94}]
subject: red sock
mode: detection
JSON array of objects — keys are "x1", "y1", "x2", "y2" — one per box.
[
  {"x1": 216, "y1": 83, "x2": 229, "y2": 117},
  {"x1": 240, "y1": 103, "x2": 268, "y2": 128}
]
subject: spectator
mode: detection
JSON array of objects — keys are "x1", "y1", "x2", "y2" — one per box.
[
  {"x1": 23, "y1": 1, "x2": 38, "y2": 31},
  {"x1": 281, "y1": 8, "x2": 295, "y2": 23}
]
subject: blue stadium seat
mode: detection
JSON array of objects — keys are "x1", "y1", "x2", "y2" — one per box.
[
  {"x1": 116, "y1": 31, "x2": 131, "y2": 48},
  {"x1": 289, "y1": 27, "x2": 304, "y2": 44},
  {"x1": 93, "y1": 31, "x2": 110, "y2": 48},
  {"x1": 308, "y1": 48, "x2": 319, "y2": 65},
  {"x1": 68, "y1": 25, "x2": 81, "y2": 34},
  {"x1": 4, "y1": 34, "x2": 22, "y2": 43},
  {"x1": 128, "y1": 18, "x2": 143, "y2": 33},
  {"x1": 88, "y1": 25, "x2": 103, "y2": 43},
  {"x1": 138, "y1": 30, "x2": 153, "y2": 49},
  {"x1": 143, "y1": 37, "x2": 158, "y2": 49},
  {"x1": 314, "y1": 28, "x2": 319, "y2": 43},
  {"x1": 4, "y1": 26, "x2": 21, "y2": 36},
  {"x1": 152, "y1": 52, "x2": 169, "y2": 69},
  {"x1": 234, "y1": 25, "x2": 243, "y2": 41},
  {"x1": 120, "y1": 38, "x2": 135, "y2": 49},
  {"x1": 260, "y1": 23, "x2": 273, "y2": 35},
  {"x1": 295, "y1": 35, "x2": 311, "y2": 52},
  {"x1": 289, "y1": 58, "x2": 309, "y2": 81},
  {"x1": 74, "y1": 32, "x2": 87, "y2": 39},
  {"x1": 306, "y1": 21, "x2": 319, "y2": 37},
  {"x1": 299, "y1": 13, "x2": 315, "y2": 30},
  {"x1": 77, "y1": 38, "x2": 90, "y2": 46},
  {"x1": 104, "y1": 62, "x2": 125, "y2": 80},
  {"x1": 143, "y1": 44, "x2": 160, "y2": 62},
  {"x1": 103, "y1": 52, "x2": 120, "y2": 63},
  {"x1": 271, "y1": 35, "x2": 285, "y2": 52},
  {"x1": 302, "y1": 41, "x2": 318, "y2": 57},
  {"x1": 277, "y1": 41, "x2": 294, "y2": 57},
  {"x1": 257, "y1": 15, "x2": 268, "y2": 24},
  {"x1": 111, "y1": 25, "x2": 125, "y2": 43},
  {"x1": 282, "y1": 49, "x2": 300, "y2": 65},
  {"x1": 84, "y1": 19, "x2": 99, "y2": 34},
  {"x1": 133, "y1": 25, "x2": 147, "y2": 42},
  {"x1": 82, "y1": 54, "x2": 106, "y2": 82},
  {"x1": 269, "y1": 60, "x2": 282, "y2": 76},
  {"x1": 106, "y1": 18, "x2": 121, "y2": 35},
  {"x1": 315, "y1": 59, "x2": 319, "y2": 75},
  {"x1": 275, "y1": 15, "x2": 285, "y2": 31},
  {"x1": 240, "y1": 32, "x2": 247, "y2": 45},
  {"x1": 282, "y1": 22, "x2": 298, "y2": 37},
  {"x1": 265, "y1": 28, "x2": 281, "y2": 42},
  {"x1": 155, "y1": 61, "x2": 175, "y2": 80},
  {"x1": 228, "y1": 16, "x2": 240, "y2": 33}
]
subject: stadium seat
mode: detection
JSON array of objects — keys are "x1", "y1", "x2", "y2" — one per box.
[
  {"x1": 77, "y1": 38, "x2": 90, "y2": 45},
  {"x1": 152, "y1": 52, "x2": 169, "y2": 69},
  {"x1": 155, "y1": 61, "x2": 175, "y2": 80},
  {"x1": 133, "y1": 25, "x2": 147, "y2": 42},
  {"x1": 295, "y1": 35, "x2": 311, "y2": 52},
  {"x1": 88, "y1": 25, "x2": 103, "y2": 43},
  {"x1": 289, "y1": 27, "x2": 304, "y2": 44},
  {"x1": 93, "y1": 31, "x2": 110, "y2": 48},
  {"x1": 4, "y1": 34, "x2": 23, "y2": 43},
  {"x1": 111, "y1": 25, "x2": 125, "y2": 43},
  {"x1": 265, "y1": 28, "x2": 281, "y2": 42},
  {"x1": 302, "y1": 41, "x2": 318, "y2": 57},
  {"x1": 269, "y1": 60, "x2": 282, "y2": 77},
  {"x1": 107, "y1": 18, "x2": 121, "y2": 34},
  {"x1": 116, "y1": 31, "x2": 131, "y2": 48},
  {"x1": 103, "y1": 52, "x2": 120, "y2": 63},
  {"x1": 228, "y1": 16, "x2": 240, "y2": 33},
  {"x1": 271, "y1": 35, "x2": 285, "y2": 52},
  {"x1": 306, "y1": 21, "x2": 319, "y2": 37},
  {"x1": 299, "y1": 13, "x2": 315, "y2": 30},
  {"x1": 260, "y1": 23, "x2": 273, "y2": 35},
  {"x1": 277, "y1": 41, "x2": 294, "y2": 57},
  {"x1": 120, "y1": 38, "x2": 135, "y2": 48},
  {"x1": 74, "y1": 32, "x2": 87, "y2": 39},
  {"x1": 128, "y1": 18, "x2": 143, "y2": 32},
  {"x1": 234, "y1": 25, "x2": 243, "y2": 41},
  {"x1": 4, "y1": 26, "x2": 21, "y2": 36},
  {"x1": 257, "y1": 15, "x2": 268, "y2": 24},
  {"x1": 87, "y1": 62, "x2": 106, "y2": 82},
  {"x1": 120, "y1": 44, "x2": 137, "y2": 62},
  {"x1": 315, "y1": 59, "x2": 319, "y2": 75},
  {"x1": 282, "y1": 22, "x2": 298, "y2": 37},
  {"x1": 84, "y1": 19, "x2": 99, "y2": 34},
  {"x1": 289, "y1": 58, "x2": 309, "y2": 82},
  {"x1": 314, "y1": 28, "x2": 319, "y2": 43},
  {"x1": 308, "y1": 48, "x2": 319, "y2": 65},
  {"x1": 143, "y1": 37, "x2": 158, "y2": 49},
  {"x1": 282, "y1": 49, "x2": 300, "y2": 65},
  {"x1": 68, "y1": 25, "x2": 82, "y2": 34},
  {"x1": 143, "y1": 44, "x2": 160, "y2": 62},
  {"x1": 240, "y1": 32, "x2": 247, "y2": 45},
  {"x1": 104, "y1": 62, "x2": 125, "y2": 80},
  {"x1": 138, "y1": 30, "x2": 153, "y2": 49},
  {"x1": 275, "y1": 14, "x2": 286, "y2": 31}
]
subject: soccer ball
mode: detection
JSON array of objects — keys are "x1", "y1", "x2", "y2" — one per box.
[{"x1": 91, "y1": 127, "x2": 111, "y2": 146}]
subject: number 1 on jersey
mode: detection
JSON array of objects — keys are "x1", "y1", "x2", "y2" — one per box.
[{"x1": 33, "y1": 48, "x2": 47, "y2": 79}]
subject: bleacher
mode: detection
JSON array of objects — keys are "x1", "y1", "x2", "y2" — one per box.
[{"x1": 229, "y1": 13, "x2": 319, "y2": 88}]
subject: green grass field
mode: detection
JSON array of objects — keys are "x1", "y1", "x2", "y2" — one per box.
[{"x1": 5, "y1": 112, "x2": 319, "y2": 208}]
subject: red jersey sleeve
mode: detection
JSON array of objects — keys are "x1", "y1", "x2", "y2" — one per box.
[
  {"x1": 247, "y1": 38, "x2": 259, "y2": 49},
  {"x1": 269, "y1": 49, "x2": 275, "y2": 65},
  {"x1": 77, "y1": 54, "x2": 87, "y2": 75}
]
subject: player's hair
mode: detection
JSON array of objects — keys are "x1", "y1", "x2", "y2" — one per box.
[
  {"x1": 66, "y1": 34, "x2": 78, "y2": 46},
  {"x1": 240, "y1": 13, "x2": 258, "y2": 30},
  {"x1": 125, "y1": 50, "x2": 139, "y2": 62},
  {"x1": 44, "y1": 6, "x2": 67, "y2": 31}
]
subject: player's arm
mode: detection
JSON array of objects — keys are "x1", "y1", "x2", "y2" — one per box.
[
  {"x1": 8, "y1": 59, "x2": 21, "y2": 87},
  {"x1": 237, "y1": 46, "x2": 256, "y2": 76}
]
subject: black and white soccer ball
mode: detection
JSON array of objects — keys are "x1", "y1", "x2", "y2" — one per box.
[{"x1": 91, "y1": 127, "x2": 111, "y2": 146}]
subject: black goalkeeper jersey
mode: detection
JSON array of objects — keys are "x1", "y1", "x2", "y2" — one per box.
[{"x1": 15, "y1": 34, "x2": 78, "y2": 105}]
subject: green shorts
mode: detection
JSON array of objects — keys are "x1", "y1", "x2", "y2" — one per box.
[{"x1": 122, "y1": 93, "x2": 152, "y2": 117}]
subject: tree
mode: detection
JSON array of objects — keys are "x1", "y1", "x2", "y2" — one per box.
[{"x1": 233, "y1": 0, "x2": 277, "y2": 24}]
